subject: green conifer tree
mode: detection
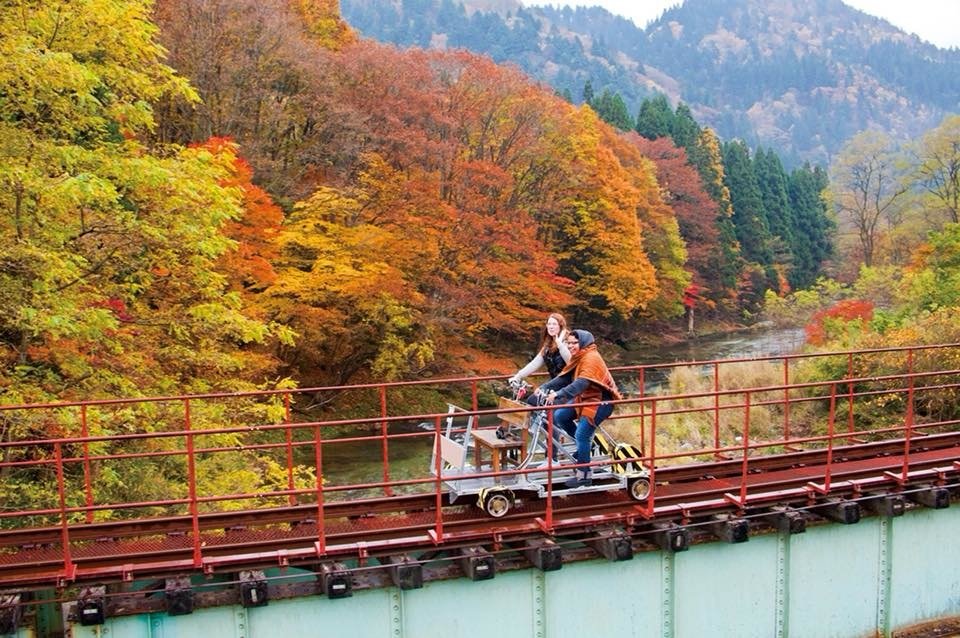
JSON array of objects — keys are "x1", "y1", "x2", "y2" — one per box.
[
  {"x1": 635, "y1": 94, "x2": 673, "y2": 140},
  {"x1": 723, "y1": 140, "x2": 777, "y2": 303}
]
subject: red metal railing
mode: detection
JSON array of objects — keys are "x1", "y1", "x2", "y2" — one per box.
[{"x1": 0, "y1": 343, "x2": 959, "y2": 584}]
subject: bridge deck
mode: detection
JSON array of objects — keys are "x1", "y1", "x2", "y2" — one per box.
[{"x1": 0, "y1": 343, "x2": 959, "y2": 592}]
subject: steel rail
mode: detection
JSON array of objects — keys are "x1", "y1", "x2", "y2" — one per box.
[{"x1": 3, "y1": 427, "x2": 956, "y2": 547}]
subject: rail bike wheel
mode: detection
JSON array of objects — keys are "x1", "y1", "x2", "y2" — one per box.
[
  {"x1": 482, "y1": 489, "x2": 514, "y2": 518},
  {"x1": 628, "y1": 476, "x2": 651, "y2": 501}
]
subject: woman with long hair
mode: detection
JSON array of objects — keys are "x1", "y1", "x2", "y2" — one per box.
[{"x1": 508, "y1": 312, "x2": 571, "y2": 386}]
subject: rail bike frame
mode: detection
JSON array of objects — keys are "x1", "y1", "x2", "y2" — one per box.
[{"x1": 429, "y1": 393, "x2": 650, "y2": 517}]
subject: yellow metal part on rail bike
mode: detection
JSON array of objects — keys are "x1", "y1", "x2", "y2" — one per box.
[
  {"x1": 593, "y1": 431, "x2": 642, "y2": 475},
  {"x1": 477, "y1": 487, "x2": 515, "y2": 518}
]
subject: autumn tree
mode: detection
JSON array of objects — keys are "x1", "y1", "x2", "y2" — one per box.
[
  {"x1": 632, "y1": 136, "x2": 720, "y2": 312},
  {"x1": 329, "y1": 47, "x2": 671, "y2": 335},
  {"x1": 911, "y1": 114, "x2": 960, "y2": 225},
  {"x1": 292, "y1": 0, "x2": 357, "y2": 50},
  {"x1": 0, "y1": 0, "x2": 298, "y2": 517},
  {"x1": 195, "y1": 138, "x2": 284, "y2": 295},
  {"x1": 604, "y1": 129, "x2": 689, "y2": 320},
  {"x1": 533, "y1": 107, "x2": 660, "y2": 324},
  {"x1": 264, "y1": 182, "x2": 436, "y2": 384},
  {"x1": 891, "y1": 214, "x2": 960, "y2": 321},
  {"x1": 153, "y1": 0, "x2": 362, "y2": 200},
  {"x1": 687, "y1": 128, "x2": 741, "y2": 310},
  {"x1": 0, "y1": 0, "x2": 284, "y2": 399},
  {"x1": 828, "y1": 130, "x2": 908, "y2": 270}
]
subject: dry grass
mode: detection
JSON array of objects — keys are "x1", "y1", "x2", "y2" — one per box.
[{"x1": 608, "y1": 359, "x2": 831, "y2": 465}]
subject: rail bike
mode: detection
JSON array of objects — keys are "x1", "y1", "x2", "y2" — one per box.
[{"x1": 430, "y1": 384, "x2": 651, "y2": 517}]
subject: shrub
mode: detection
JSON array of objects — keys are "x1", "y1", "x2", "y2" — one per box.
[{"x1": 805, "y1": 299, "x2": 874, "y2": 345}]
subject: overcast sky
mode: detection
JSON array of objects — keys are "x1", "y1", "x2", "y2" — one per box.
[{"x1": 522, "y1": 1, "x2": 960, "y2": 49}]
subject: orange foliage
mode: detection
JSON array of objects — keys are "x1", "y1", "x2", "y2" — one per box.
[
  {"x1": 632, "y1": 135, "x2": 721, "y2": 298},
  {"x1": 805, "y1": 299, "x2": 874, "y2": 345},
  {"x1": 604, "y1": 128, "x2": 689, "y2": 316},
  {"x1": 258, "y1": 40, "x2": 692, "y2": 378},
  {"x1": 198, "y1": 137, "x2": 283, "y2": 292},
  {"x1": 533, "y1": 107, "x2": 663, "y2": 318},
  {"x1": 326, "y1": 46, "x2": 577, "y2": 336},
  {"x1": 154, "y1": 12, "x2": 696, "y2": 382}
]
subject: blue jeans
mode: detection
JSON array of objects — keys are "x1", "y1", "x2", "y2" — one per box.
[{"x1": 552, "y1": 402, "x2": 614, "y2": 470}]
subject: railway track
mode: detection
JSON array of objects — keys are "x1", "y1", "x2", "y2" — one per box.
[{"x1": 2, "y1": 431, "x2": 958, "y2": 588}]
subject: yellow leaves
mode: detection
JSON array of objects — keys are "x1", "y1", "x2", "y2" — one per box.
[
  {"x1": 369, "y1": 317, "x2": 435, "y2": 380},
  {"x1": 0, "y1": 3, "x2": 307, "y2": 510},
  {"x1": 0, "y1": 12, "x2": 289, "y2": 401},
  {"x1": 536, "y1": 104, "x2": 671, "y2": 319},
  {"x1": 267, "y1": 182, "x2": 436, "y2": 382},
  {"x1": 293, "y1": 0, "x2": 357, "y2": 50},
  {"x1": 294, "y1": 185, "x2": 363, "y2": 227},
  {"x1": 281, "y1": 187, "x2": 419, "y2": 292},
  {"x1": 277, "y1": 224, "x2": 404, "y2": 303},
  {"x1": 1, "y1": 0, "x2": 196, "y2": 142}
]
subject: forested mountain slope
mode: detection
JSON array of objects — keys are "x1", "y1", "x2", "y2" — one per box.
[{"x1": 342, "y1": 0, "x2": 960, "y2": 166}]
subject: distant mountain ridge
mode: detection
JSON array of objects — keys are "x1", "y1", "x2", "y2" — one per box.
[{"x1": 340, "y1": 0, "x2": 960, "y2": 165}]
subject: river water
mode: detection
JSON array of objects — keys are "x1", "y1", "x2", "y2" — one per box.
[{"x1": 614, "y1": 325, "x2": 807, "y2": 367}]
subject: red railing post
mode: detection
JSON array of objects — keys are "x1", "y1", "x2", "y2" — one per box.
[
  {"x1": 846, "y1": 353, "x2": 855, "y2": 439},
  {"x1": 713, "y1": 362, "x2": 721, "y2": 451},
  {"x1": 284, "y1": 393, "x2": 296, "y2": 505},
  {"x1": 543, "y1": 408, "x2": 555, "y2": 531},
  {"x1": 315, "y1": 421, "x2": 325, "y2": 555},
  {"x1": 432, "y1": 414, "x2": 444, "y2": 541},
  {"x1": 380, "y1": 385, "x2": 392, "y2": 497},
  {"x1": 902, "y1": 349, "x2": 916, "y2": 479},
  {"x1": 79, "y1": 404, "x2": 94, "y2": 524},
  {"x1": 738, "y1": 391, "x2": 751, "y2": 505},
  {"x1": 643, "y1": 399, "x2": 657, "y2": 517},
  {"x1": 782, "y1": 359, "x2": 791, "y2": 441},
  {"x1": 54, "y1": 442, "x2": 75, "y2": 580},
  {"x1": 824, "y1": 383, "x2": 837, "y2": 492},
  {"x1": 638, "y1": 368, "x2": 646, "y2": 457},
  {"x1": 184, "y1": 398, "x2": 202, "y2": 568}
]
